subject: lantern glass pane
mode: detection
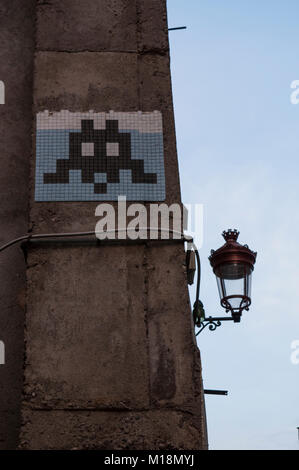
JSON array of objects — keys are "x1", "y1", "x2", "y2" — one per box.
[
  {"x1": 215, "y1": 263, "x2": 253, "y2": 312},
  {"x1": 245, "y1": 271, "x2": 252, "y2": 298}
]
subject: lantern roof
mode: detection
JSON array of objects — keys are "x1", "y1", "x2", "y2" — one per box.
[{"x1": 209, "y1": 229, "x2": 257, "y2": 273}]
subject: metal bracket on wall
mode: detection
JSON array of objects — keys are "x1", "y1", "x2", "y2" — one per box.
[
  {"x1": 168, "y1": 26, "x2": 187, "y2": 31},
  {"x1": 196, "y1": 316, "x2": 235, "y2": 335},
  {"x1": 192, "y1": 299, "x2": 235, "y2": 335}
]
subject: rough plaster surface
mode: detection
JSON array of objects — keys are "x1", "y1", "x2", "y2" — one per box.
[
  {"x1": 21, "y1": 239, "x2": 207, "y2": 449},
  {"x1": 36, "y1": 0, "x2": 138, "y2": 52},
  {"x1": 0, "y1": 0, "x2": 209, "y2": 449},
  {"x1": 20, "y1": 409, "x2": 203, "y2": 450},
  {"x1": 146, "y1": 244, "x2": 200, "y2": 409},
  {"x1": 24, "y1": 245, "x2": 149, "y2": 410},
  {"x1": 0, "y1": 0, "x2": 35, "y2": 449},
  {"x1": 35, "y1": 0, "x2": 169, "y2": 54}
]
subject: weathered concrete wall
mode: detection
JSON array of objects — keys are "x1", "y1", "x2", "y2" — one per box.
[
  {"x1": 0, "y1": 0, "x2": 35, "y2": 450},
  {"x1": 21, "y1": 242, "x2": 207, "y2": 449},
  {"x1": 20, "y1": 409, "x2": 202, "y2": 450},
  {"x1": 15, "y1": 0, "x2": 207, "y2": 449}
]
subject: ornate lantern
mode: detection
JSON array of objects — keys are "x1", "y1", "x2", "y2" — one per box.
[{"x1": 209, "y1": 229, "x2": 257, "y2": 322}]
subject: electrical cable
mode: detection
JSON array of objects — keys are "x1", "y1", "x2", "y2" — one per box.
[{"x1": 0, "y1": 228, "x2": 194, "y2": 253}]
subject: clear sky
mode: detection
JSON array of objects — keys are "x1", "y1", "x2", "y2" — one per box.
[{"x1": 167, "y1": 0, "x2": 299, "y2": 450}]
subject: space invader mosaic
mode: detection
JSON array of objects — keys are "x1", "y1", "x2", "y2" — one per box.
[{"x1": 35, "y1": 110, "x2": 166, "y2": 201}]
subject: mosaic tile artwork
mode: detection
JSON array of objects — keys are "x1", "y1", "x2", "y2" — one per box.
[{"x1": 35, "y1": 110, "x2": 166, "y2": 201}]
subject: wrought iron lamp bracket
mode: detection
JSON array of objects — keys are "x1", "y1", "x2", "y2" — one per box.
[
  {"x1": 195, "y1": 314, "x2": 235, "y2": 335},
  {"x1": 193, "y1": 298, "x2": 236, "y2": 335}
]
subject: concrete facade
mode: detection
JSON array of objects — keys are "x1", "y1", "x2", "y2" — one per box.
[
  {"x1": 0, "y1": 0, "x2": 207, "y2": 449},
  {"x1": 0, "y1": 0, "x2": 35, "y2": 449}
]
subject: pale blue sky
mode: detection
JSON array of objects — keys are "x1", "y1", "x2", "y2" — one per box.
[{"x1": 167, "y1": 0, "x2": 299, "y2": 450}]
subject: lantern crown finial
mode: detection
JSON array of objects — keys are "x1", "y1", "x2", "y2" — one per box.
[{"x1": 222, "y1": 229, "x2": 240, "y2": 242}]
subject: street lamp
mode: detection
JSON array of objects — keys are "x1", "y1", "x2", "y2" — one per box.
[
  {"x1": 192, "y1": 229, "x2": 257, "y2": 335},
  {"x1": 209, "y1": 229, "x2": 257, "y2": 323}
]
